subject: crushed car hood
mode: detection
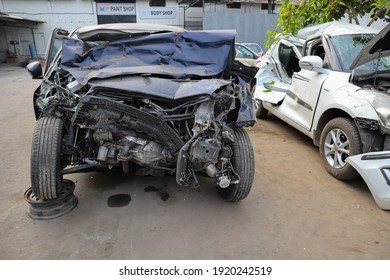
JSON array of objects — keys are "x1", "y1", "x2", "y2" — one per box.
[
  {"x1": 350, "y1": 23, "x2": 390, "y2": 69},
  {"x1": 87, "y1": 76, "x2": 232, "y2": 101},
  {"x1": 61, "y1": 30, "x2": 236, "y2": 85}
]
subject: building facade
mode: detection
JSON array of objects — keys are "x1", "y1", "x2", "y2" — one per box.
[{"x1": 0, "y1": 0, "x2": 279, "y2": 62}]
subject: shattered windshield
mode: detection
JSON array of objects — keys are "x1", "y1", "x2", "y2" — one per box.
[{"x1": 330, "y1": 34, "x2": 375, "y2": 72}]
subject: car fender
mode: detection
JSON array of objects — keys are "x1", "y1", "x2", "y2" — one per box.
[{"x1": 312, "y1": 75, "x2": 380, "y2": 131}]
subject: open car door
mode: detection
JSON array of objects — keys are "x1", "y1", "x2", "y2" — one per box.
[
  {"x1": 276, "y1": 38, "x2": 329, "y2": 131},
  {"x1": 254, "y1": 38, "x2": 302, "y2": 105},
  {"x1": 44, "y1": 28, "x2": 69, "y2": 74}
]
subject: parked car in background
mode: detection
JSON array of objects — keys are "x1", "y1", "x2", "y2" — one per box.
[
  {"x1": 235, "y1": 43, "x2": 261, "y2": 67},
  {"x1": 26, "y1": 23, "x2": 257, "y2": 204},
  {"x1": 254, "y1": 21, "x2": 390, "y2": 181},
  {"x1": 242, "y1": 43, "x2": 264, "y2": 57}
]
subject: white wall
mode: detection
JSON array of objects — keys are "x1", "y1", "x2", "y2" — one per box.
[
  {"x1": 0, "y1": 0, "x2": 97, "y2": 56},
  {"x1": 136, "y1": 0, "x2": 179, "y2": 25},
  {"x1": 204, "y1": 2, "x2": 279, "y2": 14},
  {"x1": 0, "y1": 0, "x2": 201, "y2": 56}
]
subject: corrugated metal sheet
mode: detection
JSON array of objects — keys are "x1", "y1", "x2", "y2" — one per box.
[{"x1": 203, "y1": 12, "x2": 278, "y2": 51}]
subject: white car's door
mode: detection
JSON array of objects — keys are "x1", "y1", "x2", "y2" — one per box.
[
  {"x1": 254, "y1": 39, "x2": 302, "y2": 104},
  {"x1": 277, "y1": 68, "x2": 327, "y2": 131}
]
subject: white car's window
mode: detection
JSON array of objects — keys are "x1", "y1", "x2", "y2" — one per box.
[
  {"x1": 330, "y1": 34, "x2": 375, "y2": 72},
  {"x1": 246, "y1": 44, "x2": 262, "y2": 54},
  {"x1": 306, "y1": 40, "x2": 330, "y2": 69},
  {"x1": 278, "y1": 43, "x2": 301, "y2": 77},
  {"x1": 236, "y1": 45, "x2": 255, "y2": 58}
]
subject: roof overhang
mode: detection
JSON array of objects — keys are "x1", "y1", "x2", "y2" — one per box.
[{"x1": 0, "y1": 13, "x2": 44, "y2": 28}]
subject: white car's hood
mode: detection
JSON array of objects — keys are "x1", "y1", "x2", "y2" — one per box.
[{"x1": 350, "y1": 23, "x2": 390, "y2": 69}]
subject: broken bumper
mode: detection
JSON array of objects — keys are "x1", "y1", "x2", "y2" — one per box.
[{"x1": 347, "y1": 151, "x2": 390, "y2": 210}]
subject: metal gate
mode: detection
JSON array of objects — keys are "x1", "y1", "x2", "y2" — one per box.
[{"x1": 203, "y1": 12, "x2": 279, "y2": 51}]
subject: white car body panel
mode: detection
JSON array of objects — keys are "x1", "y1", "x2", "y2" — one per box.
[
  {"x1": 254, "y1": 21, "x2": 390, "y2": 191},
  {"x1": 257, "y1": 68, "x2": 381, "y2": 137},
  {"x1": 312, "y1": 73, "x2": 381, "y2": 129},
  {"x1": 347, "y1": 151, "x2": 390, "y2": 210},
  {"x1": 254, "y1": 78, "x2": 288, "y2": 105},
  {"x1": 254, "y1": 38, "x2": 302, "y2": 105},
  {"x1": 256, "y1": 37, "x2": 383, "y2": 140}
]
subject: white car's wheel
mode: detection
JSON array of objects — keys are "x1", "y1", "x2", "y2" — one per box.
[{"x1": 319, "y1": 117, "x2": 362, "y2": 180}]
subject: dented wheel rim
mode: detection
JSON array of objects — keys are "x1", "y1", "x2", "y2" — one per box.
[
  {"x1": 323, "y1": 128, "x2": 350, "y2": 169},
  {"x1": 24, "y1": 179, "x2": 78, "y2": 220}
]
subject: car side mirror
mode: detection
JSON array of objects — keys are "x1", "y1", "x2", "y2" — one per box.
[
  {"x1": 299, "y1": 56, "x2": 329, "y2": 74},
  {"x1": 26, "y1": 61, "x2": 43, "y2": 79},
  {"x1": 299, "y1": 56, "x2": 323, "y2": 70}
]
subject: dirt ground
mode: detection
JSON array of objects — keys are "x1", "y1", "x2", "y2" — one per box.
[{"x1": 1, "y1": 64, "x2": 390, "y2": 260}]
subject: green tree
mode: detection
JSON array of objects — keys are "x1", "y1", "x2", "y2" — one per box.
[{"x1": 266, "y1": 0, "x2": 390, "y2": 47}]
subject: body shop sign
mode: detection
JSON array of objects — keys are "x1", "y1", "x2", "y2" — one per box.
[
  {"x1": 97, "y1": 3, "x2": 136, "y2": 15},
  {"x1": 139, "y1": 7, "x2": 176, "y2": 19}
]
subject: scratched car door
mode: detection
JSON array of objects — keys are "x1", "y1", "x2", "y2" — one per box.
[
  {"x1": 279, "y1": 70, "x2": 327, "y2": 131},
  {"x1": 278, "y1": 38, "x2": 328, "y2": 131},
  {"x1": 255, "y1": 40, "x2": 302, "y2": 104}
]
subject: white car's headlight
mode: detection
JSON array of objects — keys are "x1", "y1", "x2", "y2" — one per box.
[{"x1": 365, "y1": 93, "x2": 390, "y2": 128}]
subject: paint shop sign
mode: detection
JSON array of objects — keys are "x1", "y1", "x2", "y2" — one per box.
[
  {"x1": 97, "y1": 3, "x2": 136, "y2": 15},
  {"x1": 139, "y1": 7, "x2": 176, "y2": 19}
]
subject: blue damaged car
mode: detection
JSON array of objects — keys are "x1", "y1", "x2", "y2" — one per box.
[{"x1": 26, "y1": 23, "x2": 257, "y2": 203}]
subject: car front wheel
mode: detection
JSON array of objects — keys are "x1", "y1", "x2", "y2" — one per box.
[
  {"x1": 217, "y1": 127, "x2": 254, "y2": 202},
  {"x1": 319, "y1": 117, "x2": 362, "y2": 180},
  {"x1": 31, "y1": 117, "x2": 64, "y2": 200}
]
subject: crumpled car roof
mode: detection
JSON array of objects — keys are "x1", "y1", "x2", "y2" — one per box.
[
  {"x1": 61, "y1": 30, "x2": 236, "y2": 85},
  {"x1": 75, "y1": 23, "x2": 185, "y2": 41},
  {"x1": 296, "y1": 21, "x2": 377, "y2": 40}
]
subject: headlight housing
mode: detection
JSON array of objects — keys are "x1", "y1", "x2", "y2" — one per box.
[{"x1": 364, "y1": 93, "x2": 390, "y2": 129}]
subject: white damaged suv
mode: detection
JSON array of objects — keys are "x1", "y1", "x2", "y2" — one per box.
[{"x1": 254, "y1": 21, "x2": 390, "y2": 180}]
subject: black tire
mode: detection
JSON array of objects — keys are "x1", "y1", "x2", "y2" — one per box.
[
  {"x1": 31, "y1": 117, "x2": 64, "y2": 200},
  {"x1": 255, "y1": 99, "x2": 268, "y2": 119},
  {"x1": 217, "y1": 127, "x2": 254, "y2": 202},
  {"x1": 319, "y1": 117, "x2": 362, "y2": 181}
]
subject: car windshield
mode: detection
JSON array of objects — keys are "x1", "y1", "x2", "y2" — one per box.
[{"x1": 329, "y1": 34, "x2": 375, "y2": 72}]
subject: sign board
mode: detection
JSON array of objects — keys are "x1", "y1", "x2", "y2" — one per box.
[
  {"x1": 97, "y1": 3, "x2": 136, "y2": 15},
  {"x1": 139, "y1": 7, "x2": 176, "y2": 19}
]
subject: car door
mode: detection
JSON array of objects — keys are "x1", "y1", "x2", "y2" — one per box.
[
  {"x1": 32, "y1": 28, "x2": 69, "y2": 119},
  {"x1": 277, "y1": 38, "x2": 328, "y2": 131},
  {"x1": 255, "y1": 39, "x2": 302, "y2": 104},
  {"x1": 44, "y1": 28, "x2": 69, "y2": 74}
]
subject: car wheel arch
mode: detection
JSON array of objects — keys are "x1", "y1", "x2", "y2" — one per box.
[
  {"x1": 313, "y1": 108, "x2": 353, "y2": 147},
  {"x1": 319, "y1": 117, "x2": 362, "y2": 180},
  {"x1": 314, "y1": 108, "x2": 384, "y2": 153}
]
